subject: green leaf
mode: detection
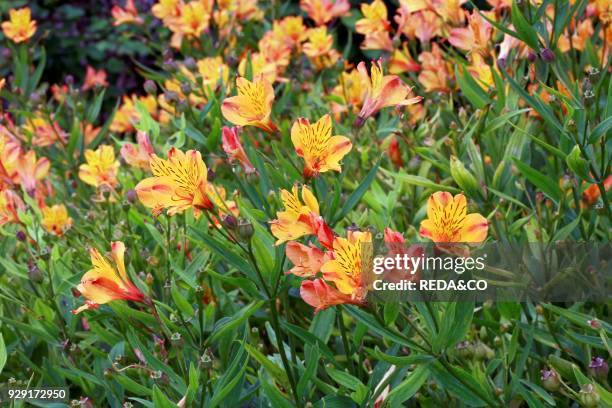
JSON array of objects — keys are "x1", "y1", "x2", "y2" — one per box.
[
  {"x1": 589, "y1": 116, "x2": 612, "y2": 144},
  {"x1": 511, "y1": 0, "x2": 541, "y2": 50},
  {"x1": 455, "y1": 65, "x2": 491, "y2": 109},
  {"x1": 244, "y1": 342, "x2": 290, "y2": 389},
  {"x1": 326, "y1": 367, "x2": 364, "y2": 391},
  {"x1": 511, "y1": 158, "x2": 562, "y2": 204},
  {"x1": 565, "y1": 145, "x2": 592, "y2": 182},
  {"x1": 0, "y1": 333, "x2": 6, "y2": 374},
  {"x1": 208, "y1": 300, "x2": 264, "y2": 344},
  {"x1": 332, "y1": 159, "x2": 380, "y2": 224},
  {"x1": 115, "y1": 375, "x2": 152, "y2": 397},
  {"x1": 387, "y1": 365, "x2": 430, "y2": 406},
  {"x1": 152, "y1": 385, "x2": 176, "y2": 408},
  {"x1": 171, "y1": 281, "x2": 194, "y2": 317},
  {"x1": 383, "y1": 170, "x2": 461, "y2": 193}
]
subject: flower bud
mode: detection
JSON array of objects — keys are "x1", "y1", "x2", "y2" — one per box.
[
  {"x1": 540, "y1": 48, "x2": 555, "y2": 63},
  {"x1": 540, "y1": 368, "x2": 561, "y2": 392},
  {"x1": 180, "y1": 82, "x2": 192, "y2": 95},
  {"x1": 588, "y1": 357, "x2": 609, "y2": 380},
  {"x1": 450, "y1": 155, "x2": 479, "y2": 196},
  {"x1": 164, "y1": 90, "x2": 178, "y2": 104},
  {"x1": 16, "y1": 230, "x2": 27, "y2": 242},
  {"x1": 144, "y1": 80, "x2": 157, "y2": 95},
  {"x1": 176, "y1": 99, "x2": 189, "y2": 113},
  {"x1": 125, "y1": 189, "x2": 137, "y2": 204},
  {"x1": 28, "y1": 262, "x2": 44, "y2": 283},
  {"x1": 527, "y1": 51, "x2": 537, "y2": 63},
  {"x1": 222, "y1": 215, "x2": 238, "y2": 230},
  {"x1": 184, "y1": 57, "x2": 197, "y2": 70},
  {"x1": 163, "y1": 59, "x2": 178, "y2": 72},
  {"x1": 237, "y1": 219, "x2": 254, "y2": 241},
  {"x1": 65, "y1": 75, "x2": 74, "y2": 86},
  {"x1": 456, "y1": 341, "x2": 473, "y2": 359},
  {"x1": 579, "y1": 383, "x2": 600, "y2": 408},
  {"x1": 207, "y1": 168, "x2": 216, "y2": 182}
]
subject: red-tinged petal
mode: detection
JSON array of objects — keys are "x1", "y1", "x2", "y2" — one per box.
[{"x1": 459, "y1": 213, "x2": 489, "y2": 243}]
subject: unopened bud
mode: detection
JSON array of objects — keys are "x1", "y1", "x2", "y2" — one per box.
[
  {"x1": 207, "y1": 168, "x2": 216, "y2": 182},
  {"x1": 180, "y1": 82, "x2": 192, "y2": 95},
  {"x1": 527, "y1": 51, "x2": 537, "y2": 63},
  {"x1": 588, "y1": 357, "x2": 609, "y2": 380},
  {"x1": 540, "y1": 48, "x2": 555, "y2": 63},
  {"x1": 222, "y1": 215, "x2": 238, "y2": 230},
  {"x1": 16, "y1": 230, "x2": 27, "y2": 242},
  {"x1": 144, "y1": 80, "x2": 157, "y2": 95},
  {"x1": 237, "y1": 219, "x2": 254, "y2": 241},
  {"x1": 184, "y1": 57, "x2": 197, "y2": 70},
  {"x1": 28, "y1": 262, "x2": 43, "y2": 283},
  {"x1": 579, "y1": 383, "x2": 600, "y2": 407},
  {"x1": 540, "y1": 368, "x2": 561, "y2": 392},
  {"x1": 125, "y1": 189, "x2": 137, "y2": 204},
  {"x1": 163, "y1": 59, "x2": 178, "y2": 72}
]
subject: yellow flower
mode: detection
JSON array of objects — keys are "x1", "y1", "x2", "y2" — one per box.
[
  {"x1": 15, "y1": 150, "x2": 50, "y2": 198},
  {"x1": 331, "y1": 68, "x2": 367, "y2": 117},
  {"x1": 355, "y1": 0, "x2": 390, "y2": 36},
  {"x1": 197, "y1": 56, "x2": 230, "y2": 93},
  {"x1": 78, "y1": 145, "x2": 120, "y2": 189},
  {"x1": 356, "y1": 59, "x2": 422, "y2": 123},
  {"x1": 111, "y1": 0, "x2": 143, "y2": 26},
  {"x1": 23, "y1": 114, "x2": 67, "y2": 147},
  {"x1": 291, "y1": 114, "x2": 352, "y2": 178},
  {"x1": 238, "y1": 52, "x2": 279, "y2": 84},
  {"x1": 221, "y1": 75, "x2": 277, "y2": 133},
  {"x1": 0, "y1": 189, "x2": 24, "y2": 227},
  {"x1": 1, "y1": 8, "x2": 36, "y2": 43},
  {"x1": 41, "y1": 204, "x2": 73, "y2": 237},
  {"x1": 270, "y1": 185, "x2": 320, "y2": 245},
  {"x1": 110, "y1": 94, "x2": 158, "y2": 133},
  {"x1": 135, "y1": 148, "x2": 214, "y2": 217},
  {"x1": 303, "y1": 27, "x2": 340, "y2": 70},
  {"x1": 178, "y1": 1, "x2": 212, "y2": 38},
  {"x1": 419, "y1": 192, "x2": 488, "y2": 243},
  {"x1": 73, "y1": 241, "x2": 146, "y2": 314},
  {"x1": 320, "y1": 230, "x2": 371, "y2": 299},
  {"x1": 300, "y1": 0, "x2": 350, "y2": 26}
]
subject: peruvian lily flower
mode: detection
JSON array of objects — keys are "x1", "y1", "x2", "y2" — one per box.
[
  {"x1": 290, "y1": 114, "x2": 352, "y2": 178},
  {"x1": 111, "y1": 0, "x2": 143, "y2": 26},
  {"x1": 356, "y1": 59, "x2": 422, "y2": 125},
  {"x1": 120, "y1": 131, "x2": 155, "y2": 170},
  {"x1": 136, "y1": 148, "x2": 218, "y2": 217},
  {"x1": 320, "y1": 230, "x2": 372, "y2": 301},
  {"x1": 41, "y1": 204, "x2": 73, "y2": 237},
  {"x1": 78, "y1": 145, "x2": 120, "y2": 190},
  {"x1": 221, "y1": 75, "x2": 277, "y2": 133},
  {"x1": 270, "y1": 185, "x2": 325, "y2": 245},
  {"x1": 73, "y1": 241, "x2": 146, "y2": 314},
  {"x1": 221, "y1": 126, "x2": 257, "y2": 175},
  {"x1": 300, "y1": 278, "x2": 355, "y2": 313},
  {"x1": 0, "y1": 189, "x2": 25, "y2": 227},
  {"x1": 82, "y1": 66, "x2": 108, "y2": 91},
  {"x1": 16, "y1": 149, "x2": 50, "y2": 197},
  {"x1": 285, "y1": 241, "x2": 331, "y2": 277},
  {"x1": 419, "y1": 192, "x2": 488, "y2": 243},
  {"x1": 355, "y1": 0, "x2": 391, "y2": 36},
  {"x1": 1, "y1": 7, "x2": 36, "y2": 43},
  {"x1": 299, "y1": 0, "x2": 350, "y2": 26}
]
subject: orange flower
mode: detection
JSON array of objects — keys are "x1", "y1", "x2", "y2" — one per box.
[
  {"x1": 78, "y1": 145, "x2": 120, "y2": 189},
  {"x1": 23, "y1": 115, "x2": 68, "y2": 147},
  {"x1": 303, "y1": 27, "x2": 340, "y2": 70},
  {"x1": 285, "y1": 241, "x2": 330, "y2": 277},
  {"x1": 120, "y1": 131, "x2": 155, "y2": 170},
  {"x1": 419, "y1": 192, "x2": 488, "y2": 243},
  {"x1": 238, "y1": 52, "x2": 279, "y2": 84},
  {"x1": 178, "y1": 0, "x2": 212, "y2": 38},
  {"x1": 152, "y1": 0, "x2": 182, "y2": 21},
  {"x1": 136, "y1": 148, "x2": 221, "y2": 217},
  {"x1": 41, "y1": 204, "x2": 73, "y2": 237},
  {"x1": 331, "y1": 68, "x2": 367, "y2": 117},
  {"x1": 300, "y1": 278, "x2": 355, "y2": 313},
  {"x1": 291, "y1": 114, "x2": 352, "y2": 178},
  {"x1": 320, "y1": 230, "x2": 372, "y2": 300},
  {"x1": 221, "y1": 126, "x2": 257, "y2": 175},
  {"x1": 418, "y1": 43, "x2": 452, "y2": 93},
  {"x1": 82, "y1": 66, "x2": 108, "y2": 91},
  {"x1": 583, "y1": 176, "x2": 612, "y2": 205},
  {"x1": 270, "y1": 185, "x2": 321, "y2": 245},
  {"x1": 111, "y1": 0, "x2": 143, "y2": 26},
  {"x1": 0, "y1": 189, "x2": 25, "y2": 227},
  {"x1": 273, "y1": 16, "x2": 307, "y2": 47},
  {"x1": 221, "y1": 75, "x2": 277, "y2": 133},
  {"x1": 73, "y1": 241, "x2": 146, "y2": 314},
  {"x1": 300, "y1": 0, "x2": 350, "y2": 26},
  {"x1": 389, "y1": 43, "x2": 421, "y2": 74},
  {"x1": 448, "y1": 10, "x2": 493, "y2": 56},
  {"x1": 1, "y1": 7, "x2": 36, "y2": 43},
  {"x1": 197, "y1": 56, "x2": 230, "y2": 93},
  {"x1": 355, "y1": 0, "x2": 390, "y2": 35},
  {"x1": 111, "y1": 95, "x2": 158, "y2": 133},
  {"x1": 387, "y1": 134, "x2": 403, "y2": 167},
  {"x1": 0, "y1": 78, "x2": 5, "y2": 90},
  {"x1": 356, "y1": 59, "x2": 422, "y2": 124},
  {"x1": 361, "y1": 31, "x2": 394, "y2": 52},
  {"x1": 15, "y1": 150, "x2": 50, "y2": 197}
]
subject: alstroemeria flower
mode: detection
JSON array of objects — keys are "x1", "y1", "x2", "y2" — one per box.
[
  {"x1": 197, "y1": 56, "x2": 230, "y2": 93},
  {"x1": 23, "y1": 115, "x2": 67, "y2": 147},
  {"x1": 300, "y1": 278, "x2": 355, "y2": 313},
  {"x1": 0, "y1": 78, "x2": 5, "y2": 90},
  {"x1": 16, "y1": 150, "x2": 50, "y2": 197},
  {"x1": 291, "y1": 114, "x2": 352, "y2": 178},
  {"x1": 583, "y1": 176, "x2": 612, "y2": 206},
  {"x1": 299, "y1": 0, "x2": 350, "y2": 26},
  {"x1": 448, "y1": 11, "x2": 492, "y2": 56},
  {"x1": 41, "y1": 204, "x2": 73, "y2": 237},
  {"x1": 221, "y1": 126, "x2": 257, "y2": 175},
  {"x1": 419, "y1": 192, "x2": 488, "y2": 243},
  {"x1": 82, "y1": 66, "x2": 108, "y2": 91},
  {"x1": 111, "y1": 0, "x2": 143, "y2": 26},
  {"x1": 0, "y1": 189, "x2": 25, "y2": 227},
  {"x1": 285, "y1": 241, "x2": 331, "y2": 277},
  {"x1": 120, "y1": 131, "x2": 155, "y2": 170},
  {"x1": 111, "y1": 95, "x2": 158, "y2": 133},
  {"x1": 330, "y1": 68, "x2": 367, "y2": 117},
  {"x1": 303, "y1": 27, "x2": 340, "y2": 70},
  {"x1": 356, "y1": 59, "x2": 422, "y2": 124},
  {"x1": 78, "y1": 145, "x2": 120, "y2": 190},
  {"x1": 418, "y1": 43, "x2": 452, "y2": 93},
  {"x1": 221, "y1": 75, "x2": 277, "y2": 133},
  {"x1": 73, "y1": 241, "x2": 146, "y2": 314},
  {"x1": 382, "y1": 227, "x2": 424, "y2": 283},
  {"x1": 389, "y1": 44, "x2": 421, "y2": 74},
  {"x1": 1, "y1": 7, "x2": 36, "y2": 43},
  {"x1": 355, "y1": 0, "x2": 390, "y2": 36},
  {"x1": 178, "y1": 1, "x2": 212, "y2": 38},
  {"x1": 270, "y1": 185, "x2": 321, "y2": 245},
  {"x1": 136, "y1": 148, "x2": 217, "y2": 217},
  {"x1": 320, "y1": 230, "x2": 372, "y2": 300}
]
